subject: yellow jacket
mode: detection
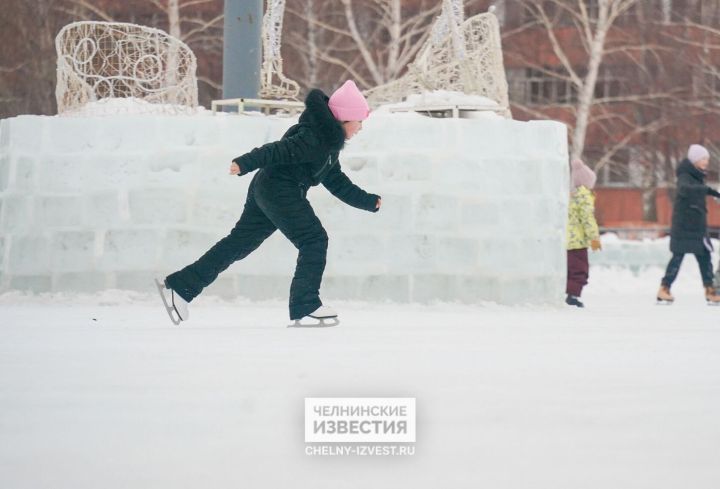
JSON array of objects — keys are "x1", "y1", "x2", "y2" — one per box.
[{"x1": 567, "y1": 186, "x2": 600, "y2": 250}]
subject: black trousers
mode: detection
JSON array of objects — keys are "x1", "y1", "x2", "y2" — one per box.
[
  {"x1": 661, "y1": 250, "x2": 714, "y2": 288},
  {"x1": 166, "y1": 171, "x2": 328, "y2": 319}
]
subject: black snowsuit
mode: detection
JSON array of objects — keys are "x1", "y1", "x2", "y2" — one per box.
[
  {"x1": 166, "y1": 89, "x2": 380, "y2": 319},
  {"x1": 661, "y1": 159, "x2": 720, "y2": 288}
]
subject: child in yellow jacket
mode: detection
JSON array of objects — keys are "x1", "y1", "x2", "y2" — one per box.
[{"x1": 566, "y1": 158, "x2": 601, "y2": 307}]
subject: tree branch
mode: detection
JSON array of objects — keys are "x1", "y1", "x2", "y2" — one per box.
[
  {"x1": 340, "y1": 0, "x2": 384, "y2": 85},
  {"x1": 66, "y1": 0, "x2": 114, "y2": 21}
]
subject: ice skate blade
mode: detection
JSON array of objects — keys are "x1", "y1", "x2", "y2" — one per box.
[
  {"x1": 288, "y1": 317, "x2": 340, "y2": 328},
  {"x1": 155, "y1": 278, "x2": 182, "y2": 325},
  {"x1": 656, "y1": 299, "x2": 674, "y2": 305},
  {"x1": 706, "y1": 300, "x2": 720, "y2": 306}
]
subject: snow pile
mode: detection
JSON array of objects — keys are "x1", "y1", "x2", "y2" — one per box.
[
  {"x1": 377, "y1": 90, "x2": 503, "y2": 118},
  {"x1": 403, "y1": 90, "x2": 500, "y2": 107},
  {"x1": 61, "y1": 97, "x2": 212, "y2": 117}
]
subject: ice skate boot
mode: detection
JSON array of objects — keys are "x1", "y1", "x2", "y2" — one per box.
[
  {"x1": 155, "y1": 278, "x2": 189, "y2": 325},
  {"x1": 656, "y1": 285, "x2": 674, "y2": 305},
  {"x1": 705, "y1": 286, "x2": 720, "y2": 306},
  {"x1": 289, "y1": 305, "x2": 340, "y2": 328},
  {"x1": 565, "y1": 294, "x2": 584, "y2": 308}
]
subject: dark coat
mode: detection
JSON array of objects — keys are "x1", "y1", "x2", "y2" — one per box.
[
  {"x1": 232, "y1": 89, "x2": 379, "y2": 212},
  {"x1": 670, "y1": 158, "x2": 720, "y2": 254}
]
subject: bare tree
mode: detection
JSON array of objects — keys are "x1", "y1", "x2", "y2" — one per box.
[
  {"x1": 500, "y1": 0, "x2": 716, "y2": 220},
  {"x1": 505, "y1": 0, "x2": 642, "y2": 162},
  {"x1": 661, "y1": 12, "x2": 720, "y2": 117},
  {"x1": 289, "y1": 0, "x2": 322, "y2": 89},
  {"x1": 285, "y1": 0, "x2": 444, "y2": 92},
  {"x1": 0, "y1": 0, "x2": 76, "y2": 117},
  {"x1": 143, "y1": 0, "x2": 223, "y2": 48},
  {"x1": 63, "y1": 0, "x2": 223, "y2": 43}
]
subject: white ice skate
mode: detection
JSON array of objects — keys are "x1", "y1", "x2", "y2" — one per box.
[
  {"x1": 288, "y1": 305, "x2": 340, "y2": 328},
  {"x1": 155, "y1": 278, "x2": 189, "y2": 325}
]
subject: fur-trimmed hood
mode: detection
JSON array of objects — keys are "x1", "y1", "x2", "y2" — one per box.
[{"x1": 300, "y1": 89, "x2": 346, "y2": 151}]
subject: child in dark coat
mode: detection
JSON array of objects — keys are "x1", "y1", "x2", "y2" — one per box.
[
  {"x1": 158, "y1": 80, "x2": 381, "y2": 324},
  {"x1": 657, "y1": 144, "x2": 720, "y2": 304}
]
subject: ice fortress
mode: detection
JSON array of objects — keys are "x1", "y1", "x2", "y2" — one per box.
[{"x1": 0, "y1": 111, "x2": 569, "y2": 304}]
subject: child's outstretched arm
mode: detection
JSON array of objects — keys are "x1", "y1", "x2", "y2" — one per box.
[{"x1": 322, "y1": 163, "x2": 381, "y2": 212}]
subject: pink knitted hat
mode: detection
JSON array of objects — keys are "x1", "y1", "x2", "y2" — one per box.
[
  {"x1": 571, "y1": 158, "x2": 597, "y2": 190},
  {"x1": 328, "y1": 80, "x2": 370, "y2": 122}
]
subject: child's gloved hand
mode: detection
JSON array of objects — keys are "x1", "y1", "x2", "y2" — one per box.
[
  {"x1": 590, "y1": 239, "x2": 602, "y2": 251},
  {"x1": 229, "y1": 162, "x2": 241, "y2": 175},
  {"x1": 376, "y1": 197, "x2": 382, "y2": 210}
]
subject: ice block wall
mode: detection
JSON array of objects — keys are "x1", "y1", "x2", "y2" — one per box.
[{"x1": 0, "y1": 112, "x2": 568, "y2": 304}]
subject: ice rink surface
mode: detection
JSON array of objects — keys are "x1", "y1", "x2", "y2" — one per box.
[{"x1": 1, "y1": 267, "x2": 718, "y2": 489}]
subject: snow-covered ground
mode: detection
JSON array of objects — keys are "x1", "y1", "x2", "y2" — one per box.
[{"x1": 1, "y1": 266, "x2": 718, "y2": 489}]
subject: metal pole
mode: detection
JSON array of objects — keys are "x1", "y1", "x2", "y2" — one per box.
[{"x1": 222, "y1": 0, "x2": 262, "y2": 100}]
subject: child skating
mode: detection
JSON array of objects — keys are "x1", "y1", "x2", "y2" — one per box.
[
  {"x1": 657, "y1": 144, "x2": 720, "y2": 305},
  {"x1": 156, "y1": 80, "x2": 381, "y2": 326},
  {"x1": 565, "y1": 158, "x2": 601, "y2": 308}
]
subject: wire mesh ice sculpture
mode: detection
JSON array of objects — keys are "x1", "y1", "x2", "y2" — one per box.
[
  {"x1": 260, "y1": 0, "x2": 300, "y2": 100},
  {"x1": 365, "y1": 5, "x2": 511, "y2": 118},
  {"x1": 429, "y1": 0, "x2": 466, "y2": 62},
  {"x1": 55, "y1": 21, "x2": 198, "y2": 115}
]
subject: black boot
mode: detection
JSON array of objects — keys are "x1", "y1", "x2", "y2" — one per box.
[{"x1": 565, "y1": 294, "x2": 584, "y2": 308}]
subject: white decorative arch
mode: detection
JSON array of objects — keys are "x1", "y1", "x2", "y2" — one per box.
[{"x1": 55, "y1": 21, "x2": 198, "y2": 115}]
